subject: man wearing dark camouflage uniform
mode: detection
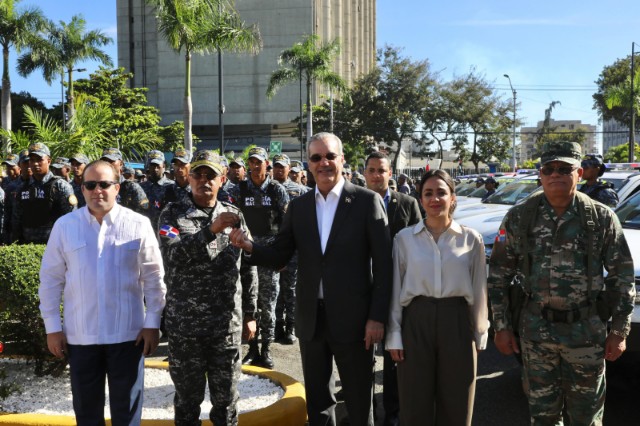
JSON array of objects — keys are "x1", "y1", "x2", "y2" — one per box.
[
  {"x1": 69, "y1": 153, "x2": 89, "y2": 207},
  {"x1": 141, "y1": 150, "x2": 174, "y2": 230},
  {"x1": 489, "y1": 141, "x2": 635, "y2": 425},
  {"x1": 159, "y1": 150, "x2": 257, "y2": 426},
  {"x1": 101, "y1": 148, "x2": 149, "y2": 213},
  {"x1": 3, "y1": 151, "x2": 30, "y2": 244},
  {"x1": 11, "y1": 143, "x2": 77, "y2": 244},
  {"x1": 51, "y1": 157, "x2": 72, "y2": 182},
  {"x1": 227, "y1": 157, "x2": 246, "y2": 186},
  {"x1": 1, "y1": 153, "x2": 21, "y2": 191},
  {"x1": 579, "y1": 153, "x2": 619, "y2": 208},
  {"x1": 271, "y1": 154, "x2": 309, "y2": 344},
  {"x1": 227, "y1": 146, "x2": 289, "y2": 369},
  {"x1": 163, "y1": 148, "x2": 192, "y2": 205}
]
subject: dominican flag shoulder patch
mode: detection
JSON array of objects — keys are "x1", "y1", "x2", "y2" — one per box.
[{"x1": 159, "y1": 224, "x2": 180, "y2": 239}]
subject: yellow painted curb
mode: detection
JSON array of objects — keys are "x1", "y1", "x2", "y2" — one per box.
[{"x1": 0, "y1": 361, "x2": 307, "y2": 426}]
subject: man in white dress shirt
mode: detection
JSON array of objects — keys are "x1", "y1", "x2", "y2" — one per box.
[{"x1": 39, "y1": 159, "x2": 166, "y2": 426}]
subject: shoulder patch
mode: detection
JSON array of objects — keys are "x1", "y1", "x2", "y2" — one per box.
[{"x1": 159, "y1": 224, "x2": 180, "y2": 239}]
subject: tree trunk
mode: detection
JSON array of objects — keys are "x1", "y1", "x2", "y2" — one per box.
[
  {"x1": 2, "y1": 44, "x2": 12, "y2": 142},
  {"x1": 306, "y1": 77, "x2": 312, "y2": 143},
  {"x1": 67, "y1": 69, "x2": 75, "y2": 122},
  {"x1": 184, "y1": 52, "x2": 193, "y2": 153}
]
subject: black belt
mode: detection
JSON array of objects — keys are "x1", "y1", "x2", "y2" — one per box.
[
  {"x1": 415, "y1": 296, "x2": 467, "y2": 306},
  {"x1": 528, "y1": 302, "x2": 593, "y2": 324}
]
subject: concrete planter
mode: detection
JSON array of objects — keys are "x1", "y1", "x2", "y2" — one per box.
[{"x1": 0, "y1": 361, "x2": 307, "y2": 426}]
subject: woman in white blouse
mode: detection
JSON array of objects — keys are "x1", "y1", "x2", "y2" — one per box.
[{"x1": 386, "y1": 169, "x2": 489, "y2": 426}]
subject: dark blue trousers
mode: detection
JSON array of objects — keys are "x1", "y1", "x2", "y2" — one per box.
[{"x1": 67, "y1": 340, "x2": 144, "y2": 426}]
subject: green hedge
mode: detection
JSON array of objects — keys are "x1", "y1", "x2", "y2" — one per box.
[{"x1": 0, "y1": 244, "x2": 66, "y2": 377}]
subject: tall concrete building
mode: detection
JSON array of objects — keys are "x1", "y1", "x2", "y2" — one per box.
[
  {"x1": 519, "y1": 119, "x2": 597, "y2": 161},
  {"x1": 602, "y1": 118, "x2": 639, "y2": 155},
  {"x1": 116, "y1": 0, "x2": 376, "y2": 153}
]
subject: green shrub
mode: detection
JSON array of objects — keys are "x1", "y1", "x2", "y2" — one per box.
[{"x1": 0, "y1": 244, "x2": 66, "y2": 376}]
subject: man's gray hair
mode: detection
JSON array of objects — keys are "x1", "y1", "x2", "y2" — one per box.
[{"x1": 307, "y1": 132, "x2": 343, "y2": 156}]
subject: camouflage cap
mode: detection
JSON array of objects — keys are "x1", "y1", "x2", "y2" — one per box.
[
  {"x1": 69, "y1": 153, "x2": 90, "y2": 164},
  {"x1": 230, "y1": 157, "x2": 246, "y2": 168},
  {"x1": 190, "y1": 150, "x2": 224, "y2": 175},
  {"x1": 147, "y1": 150, "x2": 165, "y2": 165},
  {"x1": 485, "y1": 176, "x2": 496, "y2": 184},
  {"x1": 123, "y1": 165, "x2": 135, "y2": 175},
  {"x1": 2, "y1": 153, "x2": 19, "y2": 167},
  {"x1": 540, "y1": 141, "x2": 582, "y2": 166},
  {"x1": 172, "y1": 148, "x2": 191, "y2": 164},
  {"x1": 101, "y1": 148, "x2": 123, "y2": 162},
  {"x1": 28, "y1": 142, "x2": 50, "y2": 158},
  {"x1": 51, "y1": 157, "x2": 70, "y2": 169},
  {"x1": 290, "y1": 160, "x2": 303, "y2": 173},
  {"x1": 219, "y1": 157, "x2": 229, "y2": 168},
  {"x1": 248, "y1": 146, "x2": 268, "y2": 161},
  {"x1": 273, "y1": 154, "x2": 291, "y2": 166},
  {"x1": 18, "y1": 149, "x2": 30, "y2": 163}
]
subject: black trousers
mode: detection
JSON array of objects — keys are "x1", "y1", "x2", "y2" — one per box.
[
  {"x1": 67, "y1": 341, "x2": 144, "y2": 426},
  {"x1": 299, "y1": 301, "x2": 374, "y2": 426}
]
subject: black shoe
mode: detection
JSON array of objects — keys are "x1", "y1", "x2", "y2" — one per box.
[
  {"x1": 282, "y1": 325, "x2": 297, "y2": 345},
  {"x1": 242, "y1": 339, "x2": 260, "y2": 365},
  {"x1": 260, "y1": 343, "x2": 275, "y2": 369}
]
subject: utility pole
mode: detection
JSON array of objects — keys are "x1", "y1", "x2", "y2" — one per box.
[
  {"x1": 504, "y1": 74, "x2": 517, "y2": 171},
  {"x1": 631, "y1": 42, "x2": 637, "y2": 162}
]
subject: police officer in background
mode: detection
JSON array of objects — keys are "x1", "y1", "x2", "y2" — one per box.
[
  {"x1": 228, "y1": 158, "x2": 246, "y2": 187},
  {"x1": 51, "y1": 157, "x2": 72, "y2": 182},
  {"x1": 163, "y1": 148, "x2": 192, "y2": 205},
  {"x1": 271, "y1": 154, "x2": 309, "y2": 344},
  {"x1": 69, "y1": 153, "x2": 89, "y2": 208},
  {"x1": 218, "y1": 157, "x2": 232, "y2": 202},
  {"x1": 3, "y1": 150, "x2": 31, "y2": 243},
  {"x1": 489, "y1": 141, "x2": 635, "y2": 425},
  {"x1": 11, "y1": 142, "x2": 77, "y2": 244},
  {"x1": 159, "y1": 150, "x2": 258, "y2": 426},
  {"x1": 288, "y1": 160, "x2": 305, "y2": 186},
  {"x1": 579, "y1": 153, "x2": 619, "y2": 208},
  {"x1": 481, "y1": 176, "x2": 497, "y2": 201},
  {"x1": 100, "y1": 148, "x2": 149, "y2": 213},
  {"x1": 2, "y1": 153, "x2": 21, "y2": 191},
  {"x1": 141, "y1": 150, "x2": 174, "y2": 230},
  {"x1": 228, "y1": 146, "x2": 289, "y2": 369}
]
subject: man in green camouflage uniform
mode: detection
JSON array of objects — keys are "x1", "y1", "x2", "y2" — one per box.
[
  {"x1": 159, "y1": 150, "x2": 258, "y2": 426},
  {"x1": 271, "y1": 154, "x2": 309, "y2": 344},
  {"x1": 488, "y1": 141, "x2": 635, "y2": 425},
  {"x1": 11, "y1": 143, "x2": 77, "y2": 244},
  {"x1": 227, "y1": 146, "x2": 289, "y2": 369},
  {"x1": 100, "y1": 148, "x2": 150, "y2": 213},
  {"x1": 141, "y1": 150, "x2": 174, "y2": 231}
]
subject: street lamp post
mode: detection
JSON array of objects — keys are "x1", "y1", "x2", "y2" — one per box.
[
  {"x1": 61, "y1": 67, "x2": 86, "y2": 131},
  {"x1": 218, "y1": 2, "x2": 224, "y2": 156},
  {"x1": 504, "y1": 74, "x2": 517, "y2": 172}
]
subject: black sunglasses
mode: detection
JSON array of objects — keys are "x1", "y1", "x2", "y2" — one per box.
[
  {"x1": 83, "y1": 180, "x2": 118, "y2": 190},
  {"x1": 540, "y1": 165, "x2": 577, "y2": 176},
  {"x1": 309, "y1": 152, "x2": 339, "y2": 163},
  {"x1": 189, "y1": 172, "x2": 218, "y2": 180}
]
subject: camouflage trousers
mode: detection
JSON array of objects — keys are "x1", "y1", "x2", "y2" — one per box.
[
  {"x1": 257, "y1": 265, "x2": 280, "y2": 341},
  {"x1": 521, "y1": 338, "x2": 605, "y2": 426},
  {"x1": 168, "y1": 333, "x2": 241, "y2": 426},
  {"x1": 276, "y1": 253, "x2": 298, "y2": 327}
]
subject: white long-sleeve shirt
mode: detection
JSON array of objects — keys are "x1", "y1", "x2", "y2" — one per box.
[
  {"x1": 39, "y1": 204, "x2": 166, "y2": 345},
  {"x1": 386, "y1": 220, "x2": 489, "y2": 350}
]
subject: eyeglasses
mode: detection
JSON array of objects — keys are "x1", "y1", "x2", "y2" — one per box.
[
  {"x1": 540, "y1": 165, "x2": 577, "y2": 176},
  {"x1": 309, "y1": 152, "x2": 340, "y2": 163},
  {"x1": 82, "y1": 180, "x2": 118, "y2": 190},
  {"x1": 189, "y1": 172, "x2": 218, "y2": 180}
]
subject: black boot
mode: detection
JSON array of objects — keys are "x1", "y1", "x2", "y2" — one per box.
[
  {"x1": 242, "y1": 338, "x2": 260, "y2": 365},
  {"x1": 282, "y1": 323, "x2": 297, "y2": 345},
  {"x1": 260, "y1": 341, "x2": 275, "y2": 369},
  {"x1": 274, "y1": 320, "x2": 285, "y2": 342}
]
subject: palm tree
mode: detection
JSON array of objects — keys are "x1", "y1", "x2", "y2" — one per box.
[
  {"x1": 604, "y1": 72, "x2": 640, "y2": 117},
  {"x1": 16, "y1": 15, "x2": 113, "y2": 122},
  {"x1": 146, "y1": 0, "x2": 261, "y2": 153},
  {"x1": 267, "y1": 34, "x2": 346, "y2": 145},
  {"x1": 0, "y1": 0, "x2": 45, "y2": 139}
]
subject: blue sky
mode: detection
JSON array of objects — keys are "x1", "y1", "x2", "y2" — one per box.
[{"x1": 8, "y1": 0, "x2": 640, "y2": 150}]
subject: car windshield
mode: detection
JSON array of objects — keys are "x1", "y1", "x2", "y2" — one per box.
[
  {"x1": 456, "y1": 183, "x2": 479, "y2": 196},
  {"x1": 467, "y1": 187, "x2": 487, "y2": 198},
  {"x1": 483, "y1": 179, "x2": 539, "y2": 205},
  {"x1": 616, "y1": 192, "x2": 640, "y2": 229}
]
